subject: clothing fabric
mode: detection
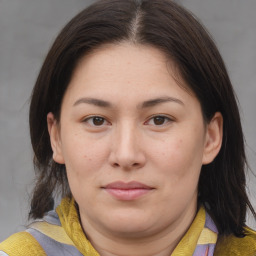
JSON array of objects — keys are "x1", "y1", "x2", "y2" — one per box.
[{"x1": 0, "y1": 197, "x2": 256, "y2": 256}]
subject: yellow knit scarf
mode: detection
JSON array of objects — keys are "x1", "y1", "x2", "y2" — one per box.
[{"x1": 56, "y1": 197, "x2": 218, "y2": 256}]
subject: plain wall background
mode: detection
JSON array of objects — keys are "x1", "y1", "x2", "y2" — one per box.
[{"x1": 0, "y1": 0, "x2": 255, "y2": 241}]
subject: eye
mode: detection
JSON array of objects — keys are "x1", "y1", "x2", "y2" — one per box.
[
  {"x1": 83, "y1": 116, "x2": 110, "y2": 127},
  {"x1": 145, "y1": 115, "x2": 173, "y2": 126}
]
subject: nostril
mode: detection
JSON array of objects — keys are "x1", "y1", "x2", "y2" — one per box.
[{"x1": 112, "y1": 162, "x2": 140, "y2": 169}]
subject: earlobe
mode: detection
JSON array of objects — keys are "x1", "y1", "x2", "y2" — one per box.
[
  {"x1": 47, "y1": 112, "x2": 65, "y2": 164},
  {"x1": 202, "y1": 112, "x2": 223, "y2": 165}
]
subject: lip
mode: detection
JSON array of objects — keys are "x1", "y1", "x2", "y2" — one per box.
[{"x1": 102, "y1": 181, "x2": 154, "y2": 201}]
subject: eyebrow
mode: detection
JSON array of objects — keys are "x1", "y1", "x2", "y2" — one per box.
[
  {"x1": 73, "y1": 97, "x2": 112, "y2": 108},
  {"x1": 73, "y1": 96, "x2": 184, "y2": 108},
  {"x1": 139, "y1": 96, "x2": 184, "y2": 109}
]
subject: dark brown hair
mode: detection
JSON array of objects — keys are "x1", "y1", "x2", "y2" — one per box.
[{"x1": 29, "y1": 0, "x2": 255, "y2": 236}]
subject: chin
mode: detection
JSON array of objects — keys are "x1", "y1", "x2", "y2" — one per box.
[{"x1": 101, "y1": 210, "x2": 154, "y2": 235}]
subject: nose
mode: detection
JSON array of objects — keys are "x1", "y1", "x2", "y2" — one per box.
[{"x1": 109, "y1": 123, "x2": 146, "y2": 170}]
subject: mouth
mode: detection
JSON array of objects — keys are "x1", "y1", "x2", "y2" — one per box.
[{"x1": 102, "y1": 181, "x2": 155, "y2": 201}]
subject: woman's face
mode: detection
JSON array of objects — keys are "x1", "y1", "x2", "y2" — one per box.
[{"x1": 48, "y1": 43, "x2": 222, "y2": 240}]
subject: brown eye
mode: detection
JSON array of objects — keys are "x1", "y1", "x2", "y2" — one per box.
[
  {"x1": 83, "y1": 116, "x2": 109, "y2": 127},
  {"x1": 92, "y1": 117, "x2": 105, "y2": 126},
  {"x1": 145, "y1": 115, "x2": 172, "y2": 126},
  {"x1": 153, "y1": 116, "x2": 166, "y2": 125}
]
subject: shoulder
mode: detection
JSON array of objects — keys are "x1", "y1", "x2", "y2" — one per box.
[
  {"x1": 0, "y1": 231, "x2": 46, "y2": 256},
  {"x1": 214, "y1": 227, "x2": 256, "y2": 256}
]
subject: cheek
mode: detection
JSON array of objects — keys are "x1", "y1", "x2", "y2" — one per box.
[
  {"x1": 151, "y1": 133, "x2": 204, "y2": 182},
  {"x1": 60, "y1": 130, "x2": 110, "y2": 179},
  {"x1": 61, "y1": 134, "x2": 111, "y2": 202}
]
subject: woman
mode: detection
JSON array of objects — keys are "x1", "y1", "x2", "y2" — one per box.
[{"x1": 0, "y1": 0, "x2": 255, "y2": 255}]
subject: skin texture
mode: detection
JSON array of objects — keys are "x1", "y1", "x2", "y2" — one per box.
[{"x1": 47, "y1": 42, "x2": 223, "y2": 256}]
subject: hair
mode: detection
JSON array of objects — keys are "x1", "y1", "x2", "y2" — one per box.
[{"x1": 29, "y1": 0, "x2": 255, "y2": 236}]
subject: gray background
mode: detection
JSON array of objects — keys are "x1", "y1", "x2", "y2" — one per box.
[{"x1": 0, "y1": 0, "x2": 255, "y2": 241}]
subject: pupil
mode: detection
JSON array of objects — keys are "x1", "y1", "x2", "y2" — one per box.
[
  {"x1": 154, "y1": 116, "x2": 165, "y2": 125},
  {"x1": 93, "y1": 117, "x2": 104, "y2": 126}
]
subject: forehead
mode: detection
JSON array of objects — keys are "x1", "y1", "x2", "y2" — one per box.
[
  {"x1": 65, "y1": 42, "x2": 194, "y2": 103},
  {"x1": 74, "y1": 42, "x2": 169, "y2": 77}
]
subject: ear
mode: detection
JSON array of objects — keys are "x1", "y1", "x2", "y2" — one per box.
[
  {"x1": 202, "y1": 112, "x2": 223, "y2": 165},
  {"x1": 47, "y1": 112, "x2": 65, "y2": 164}
]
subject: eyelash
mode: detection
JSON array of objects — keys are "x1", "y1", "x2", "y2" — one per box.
[
  {"x1": 144, "y1": 115, "x2": 173, "y2": 126},
  {"x1": 83, "y1": 116, "x2": 110, "y2": 127},
  {"x1": 82, "y1": 115, "x2": 173, "y2": 127}
]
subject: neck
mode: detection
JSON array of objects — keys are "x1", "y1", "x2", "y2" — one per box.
[
  {"x1": 89, "y1": 235, "x2": 181, "y2": 256},
  {"x1": 80, "y1": 205, "x2": 197, "y2": 256}
]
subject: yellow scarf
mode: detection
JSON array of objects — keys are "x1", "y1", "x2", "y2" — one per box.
[
  {"x1": 56, "y1": 197, "x2": 218, "y2": 256},
  {"x1": 1, "y1": 197, "x2": 255, "y2": 255}
]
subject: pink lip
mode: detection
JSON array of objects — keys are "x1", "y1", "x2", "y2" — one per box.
[{"x1": 103, "y1": 181, "x2": 154, "y2": 201}]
